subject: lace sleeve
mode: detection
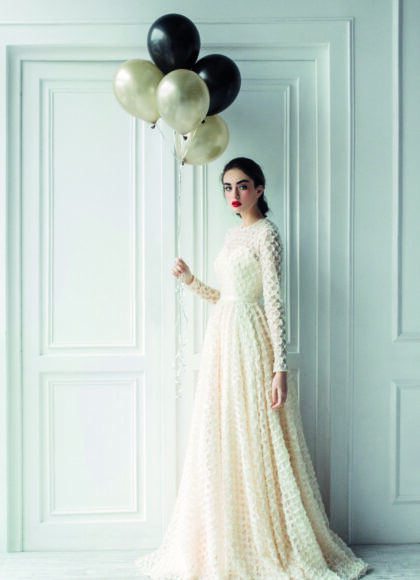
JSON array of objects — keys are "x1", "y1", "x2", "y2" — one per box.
[
  {"x1": 260, "y1": 223, "x2": 288, "y2": 372},
  {"x1": 182, "y1": 274, "x2": 220, "y2": 304}
]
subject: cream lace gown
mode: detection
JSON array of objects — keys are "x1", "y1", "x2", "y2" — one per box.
[{"x1": 135, "y1": 217, "x2": 368, "y2": 580}]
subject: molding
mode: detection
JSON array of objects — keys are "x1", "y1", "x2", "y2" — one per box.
[
  {"x1": 327, "y1": 17, "x2": 353, "y2": 542},
  {"x1": 38, "y1": 80, "x2": 141, "y2": 352},
  {"x1": 392, "y1": 0, "x2": 403, "y2": 342},
  {"x1": 42, "y1": 376, "x2": 141, "y2": 519},
  {"x1": 347, "y1": 16, "x2": 356, "y2": 542},
  {"x1": 391, "y1": 0, "x2": 420, "y2": 342},
  {"x1": 0, "y1": 45, "x2": 6, "y2": 552},
  {"x1": 0, "y1": 21, "x2": 354, "y2": 65},
  {"x1": 282, "y1": 83, "x2": 293, "y2": 349},
  {"x1": 313, "y1": 41, "x2": 332, "y2": 516},
  {"x1": 193, "y1": 164, "x2": 208, "y2": 356},
  {"x1": 137, "y1": 120, "x2": 146, "y2": 357},
  {"x1": 0, "y1": 17, "x2": 355, "y2": 27},
  {"x1": 5, "y1": 44, "x2": 24, "y2": 552},
  {"x1": 390, "y1": 380, "x2": 420, "y2": 504}
]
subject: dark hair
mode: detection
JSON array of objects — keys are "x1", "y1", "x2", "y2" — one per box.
[{"x1": 221, "y1": 157, "x2": 270, "y2": 218}]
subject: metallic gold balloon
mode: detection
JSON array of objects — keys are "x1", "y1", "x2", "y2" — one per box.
[
  {"x1": 157, "y1": 69, "x2": 210, "y2": 135},
  {"x1": 113, "y1": 59, "x2": 163, "y2": 123},
  {"x1": 175, "y1": 115, "x2": 230, "y2": 165}
]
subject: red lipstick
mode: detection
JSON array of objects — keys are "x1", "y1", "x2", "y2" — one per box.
[{"x1": 232, "y1": 201, "x2": 242, "y2": 207}]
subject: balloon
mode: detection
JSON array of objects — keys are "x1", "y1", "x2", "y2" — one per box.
[
  {"x1": 147, "y1": 13, "x2": 200, "y2": 74},
  {"x1": 175, "y1": 115, "x2": 230, "y2": 165},
  {"x1": 157, "y1": 69, "x2": 210, "y2": 135},
  {"x1": 113, "y1": 59, "x2": 163, "y2": 123},
  {"x1": 192, "y1": 54, "x2": 241, "y2": 116}
]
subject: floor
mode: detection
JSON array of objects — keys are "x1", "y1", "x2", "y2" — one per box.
[{"x1": 0, "y1": 545, "x2": 420, "y2": 580}]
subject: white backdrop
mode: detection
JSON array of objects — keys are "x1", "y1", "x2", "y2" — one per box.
[{"x1": 0, "y1": 0, "x2": 419, "y2": 552}]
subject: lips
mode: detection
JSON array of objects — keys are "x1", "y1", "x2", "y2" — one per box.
[{"x1": 232, "y1": 201, "x2": 242, "y2": 207}]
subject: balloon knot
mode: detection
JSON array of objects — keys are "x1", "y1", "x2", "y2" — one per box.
[
  {"x1": 150, "y1": 123, "x2": 156, "y2": 129},
  {"x1": 183, "y1": 135, "x2": 188, "y2": 141},
  {"x1": 201, "y1": 119, "x2": 206, "y2": 124}
]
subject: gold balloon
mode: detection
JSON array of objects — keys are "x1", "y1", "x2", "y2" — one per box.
[
  {"x1": 175, "y1": 115, "x2": 230, "y2": 165},
  {"x1": 113, "y1": 59, "x2": 163, "y2": 123},
  {"x1": 157, "y1": 70, "x2": 210, "y2": 135}
]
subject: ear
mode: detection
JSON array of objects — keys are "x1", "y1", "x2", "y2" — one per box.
[{"x1": 256, "y1": 186, "x2": 264, "y2": 198}]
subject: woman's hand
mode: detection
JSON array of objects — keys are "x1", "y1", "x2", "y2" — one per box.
[
  {"x1": 271, "y1": 371, "x2": 288, "y2": 409},
  {"x1": 172, "y1": 257, "x2": 193, "y2": 285}
]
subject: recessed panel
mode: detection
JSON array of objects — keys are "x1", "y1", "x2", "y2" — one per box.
[
  {"x1": 394, "y1": 383, "x2": 420, "y2": 501},
  {"x1": 46, "y1": 84, "x2": 141, "y2": 348},
  {"x1": 400, "y1": 0, "x2": 420, "y2": 336},
  {"x1": 42, "y1": 377, "x2": 143, "y2": 517}
]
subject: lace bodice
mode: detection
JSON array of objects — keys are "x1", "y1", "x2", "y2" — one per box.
[{"x1": 183, "y1": 217, "x2": 288, "y2": 372}]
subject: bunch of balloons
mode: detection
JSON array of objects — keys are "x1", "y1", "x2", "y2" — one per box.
[{"x1": 113, "y1": 13, "x2": 241, "y2": 165}]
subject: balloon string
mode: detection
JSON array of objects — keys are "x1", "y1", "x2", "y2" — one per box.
[
  {"x1": 151, "y1": 121, "x2": 188, "y2": 400},
  {"x1": 152, "y1": 121, "x2": 178, "y2": 161},
  {"x1": 174, "y1": 157, "x2": 188, "y2": 400},
  {"x1": 179, "y1": 124, "x2": 200, "y2": 165}
]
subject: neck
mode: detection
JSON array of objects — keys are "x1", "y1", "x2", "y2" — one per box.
[{"x1": 240, "y1": 208, "x2": 264, "y2": 227}]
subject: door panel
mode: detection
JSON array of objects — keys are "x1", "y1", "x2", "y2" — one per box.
[
  {"x1": 21, "y1": 59, "x2": 174, "y2": 549},
  {"x1": 350, "y1": 0, "x2": 420, "y2": 542}
]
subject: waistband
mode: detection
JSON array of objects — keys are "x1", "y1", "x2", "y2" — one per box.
[{"x1": 219, "y1": 295, "x2": 260, "y2": 304}]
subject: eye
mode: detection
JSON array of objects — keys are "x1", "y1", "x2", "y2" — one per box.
[
  {"x1": 239, "y1": 185, "x2": 248, "y2": 190},
  {"x1": 224, "y1": 185, "x2": 232, "y2": 191}
]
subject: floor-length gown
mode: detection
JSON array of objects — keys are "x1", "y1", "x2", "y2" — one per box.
[{"x1": 135, "y1": 217, "x2": 368, "y2": 580}]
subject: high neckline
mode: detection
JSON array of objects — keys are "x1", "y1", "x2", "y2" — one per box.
[{"x1": 239, "y1": 218, "x2": 266, "y2": 230}]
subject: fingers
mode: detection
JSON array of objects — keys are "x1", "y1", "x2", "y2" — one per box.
[
  {"x1": 271, "y1": 388, "x2": 277, "y2": 408},
  {"x1": 271, "y1": 387, "x2": 283, "y2": 409},
  {"x1": 171, "y1": 257, "x2": 189, "y2": 279},
  {"x1": 271, "y1": 386, "x2": 287, "y2": 409},
  {"x1": 271, "y1": 373, "x2": 288, "y2": 409}
]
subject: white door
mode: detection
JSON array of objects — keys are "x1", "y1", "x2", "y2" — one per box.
[
  {"x1": 14, "y1": 29, "x2": 336, "y2": 551},
  {"x1": 20, "y1": 57, "x2": 176, "y2": 550},
  {"x1": 349, "y1": 0, "x2": 420, "y2": 543}
]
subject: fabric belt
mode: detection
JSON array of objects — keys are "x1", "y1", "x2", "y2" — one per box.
[{"x1": 219, "y1": 295, "x2": 259, "y2": 304}]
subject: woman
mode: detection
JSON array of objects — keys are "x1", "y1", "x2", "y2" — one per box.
[{"x1": 136, "y1": 157, "x2": 368, "y2": 579}]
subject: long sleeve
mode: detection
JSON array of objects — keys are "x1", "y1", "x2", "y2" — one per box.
[
  {"x1": 260, "y1": 224, "x2": 288, "y2": 372},
  {"x1": 182, "y1": 274, "x2": 220, "y2": 304}
]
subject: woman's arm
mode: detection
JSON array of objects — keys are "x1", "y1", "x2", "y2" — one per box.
[
  {"x1": 260, "y1": 224, "x2": 288, "y2": 373},
  {"x1": 183, "y1": 274, "x2": 221, "y2": 304}
]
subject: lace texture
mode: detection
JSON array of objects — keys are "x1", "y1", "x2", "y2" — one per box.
[
  {"x1": 135, "y1": 217, "x2": 368, "y2": 580},
  {"x1": 186, "y1": 274, "x2": 221, "y2": 305},
  {"x1": 186, "y1": 217, "x2": 287, "y2": 371}
]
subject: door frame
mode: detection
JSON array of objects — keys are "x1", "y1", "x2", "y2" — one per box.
[{"x1": 0, "y1": 17, "x2": 354, "y2": 550}]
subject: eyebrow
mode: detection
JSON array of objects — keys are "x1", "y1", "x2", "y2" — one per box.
[{"x1": 223, "y1": 179, "x2": 250, "y2": 185}]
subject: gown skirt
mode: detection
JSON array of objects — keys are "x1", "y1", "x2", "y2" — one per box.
[{"x1": 135, "y1": 218, "x2": 368, "y2": 580}]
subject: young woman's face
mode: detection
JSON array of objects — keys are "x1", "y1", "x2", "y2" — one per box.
[{"x1": 223, "y1": 168, "x2": 263, "y2": 216}]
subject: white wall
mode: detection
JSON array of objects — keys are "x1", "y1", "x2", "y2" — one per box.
[{"x1": 0, "y1": 0, "x2": 419, "y2": 551}]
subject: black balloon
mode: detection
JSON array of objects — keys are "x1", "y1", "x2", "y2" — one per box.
[
  {"x1": 147, "y1": 13, "x2": 201, "y2": 74},
  {"x1": 192, "y1": 54, "x2": 241, "y2": 116}
]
